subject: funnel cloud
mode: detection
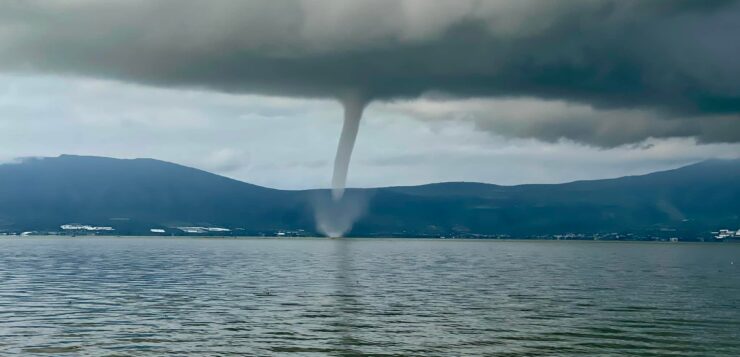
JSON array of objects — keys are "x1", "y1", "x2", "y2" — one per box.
[{"x1": 332, "y1": 92, "x2": 367, "y2": 200}]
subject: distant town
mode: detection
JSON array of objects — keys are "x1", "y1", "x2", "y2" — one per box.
[{"x1": 1, "y1": 223, "x2": 739, "y2": 242}]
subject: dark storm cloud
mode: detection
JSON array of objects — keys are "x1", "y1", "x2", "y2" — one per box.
[
  {"x1": 0, "y1": 0, "x2": 739, "y2": 145},
  {"x1": 390, "y1": 98, "x2": 740, "y2": 148}
]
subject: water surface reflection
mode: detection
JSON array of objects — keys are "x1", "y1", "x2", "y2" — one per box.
[{"x1": 0, "y1": 237, "x2": 738, "y2": 355}]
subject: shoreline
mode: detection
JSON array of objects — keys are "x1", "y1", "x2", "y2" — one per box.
[{"x1": 0, "y1": 235, "x2": 734, "y2": 244}]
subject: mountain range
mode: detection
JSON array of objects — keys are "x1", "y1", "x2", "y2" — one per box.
[{"x1": 0, "y1": 155, "x2": 738, "y2": 239}]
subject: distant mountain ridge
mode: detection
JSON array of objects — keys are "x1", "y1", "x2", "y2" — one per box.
[{"x1": 0, "y1": 155, "x2": 738, "y2": 239}]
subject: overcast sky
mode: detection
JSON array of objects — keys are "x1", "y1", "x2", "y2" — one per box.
[{"x1": 0, "y1": 1, "x2": 738, "y2": 189}]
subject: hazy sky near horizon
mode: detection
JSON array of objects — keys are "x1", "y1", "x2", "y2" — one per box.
[{"x1": 0, "y1": 1, "x2": 739, "y2": 189}]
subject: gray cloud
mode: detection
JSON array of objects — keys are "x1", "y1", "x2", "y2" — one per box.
[
  {"x1": 382, "y1": 98, "x2": 740, "y2": 147},
  {"x1": 0, "y1": 0, "x2": 739, "y2": 146}
]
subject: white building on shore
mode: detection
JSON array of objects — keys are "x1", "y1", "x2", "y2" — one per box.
[{"x1": 714, "y1": 229, "x2": 740, "y2": 240}]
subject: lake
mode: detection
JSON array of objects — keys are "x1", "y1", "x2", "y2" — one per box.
[{"x1": 0, "y1": 237, "x2": 739, "y2": 356}]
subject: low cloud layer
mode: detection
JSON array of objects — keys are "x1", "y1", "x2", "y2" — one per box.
[
  {"x1": 383, "y1": 98, "x2": 740, "y2": 147},
  {"x1": 0, "y1": 0, "x2": 738, "y2": 147}
]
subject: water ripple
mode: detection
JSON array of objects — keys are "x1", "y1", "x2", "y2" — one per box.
[{"x1": 0, "y1": 237, "x2": 738, "y2": 356}]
